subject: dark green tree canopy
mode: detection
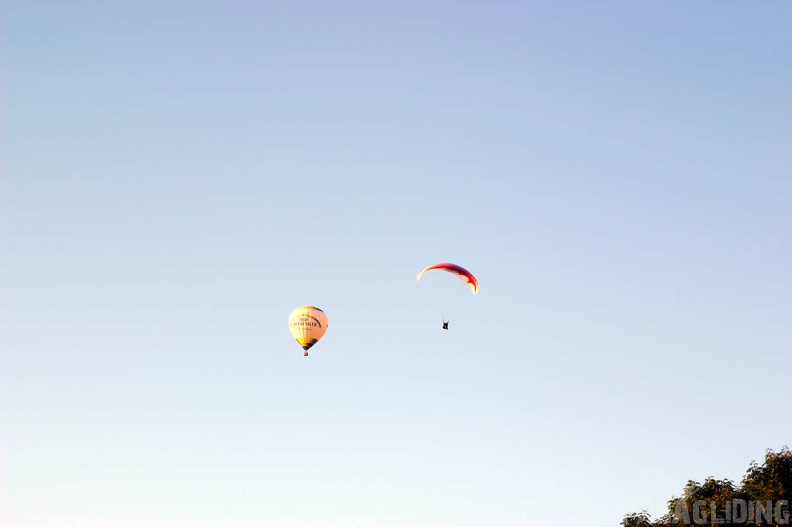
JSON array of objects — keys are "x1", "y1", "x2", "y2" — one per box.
[{"x1": 622, "y1": 446, "x2": 791, "y2": 527}]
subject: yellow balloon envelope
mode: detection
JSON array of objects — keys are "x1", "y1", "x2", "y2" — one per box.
[{"x1": 288, "y1": 306, "x2": 329, "y2": 357}]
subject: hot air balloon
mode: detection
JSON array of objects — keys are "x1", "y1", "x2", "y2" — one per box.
[
  {"x1": 416, "y1": 262, "x2": 479, "y2": 294},
  {"x1": 288, "y1": 306, "x2": 328, "y2": 357}
]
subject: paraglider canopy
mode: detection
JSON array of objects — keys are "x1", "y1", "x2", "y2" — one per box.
[{"x1": 416, "y1": 262, "x2": 479, "y2": 295}]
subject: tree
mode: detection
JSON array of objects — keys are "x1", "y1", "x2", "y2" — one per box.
[
  {"x1": 740, "y1": 447, "x2": 791, "y2": 526},
  {"x1": 621, "y1": 510, "x2": 652, "y2": 527},
  {"x1": 665, "y1": 477, "x2": 737, "y2": 526},
  {"x1": 623, "y1": 446, "x2": 791, "y2": 526}
]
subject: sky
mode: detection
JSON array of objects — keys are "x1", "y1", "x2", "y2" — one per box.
[{"x1": 3, "y1": 1, "x2": 792, "y2": 526}]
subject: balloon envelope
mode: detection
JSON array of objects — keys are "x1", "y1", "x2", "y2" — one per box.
[
  {"x1": 416, "y1": 262, "x2": 479, "y2": 294},
  {"x1": 288, "y1": 306, "x2": 329, "y2": 356}
]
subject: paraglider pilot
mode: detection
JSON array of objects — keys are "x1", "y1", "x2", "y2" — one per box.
[{"x1": 442, "y1": 320, "x2": 449, "y2": 330}]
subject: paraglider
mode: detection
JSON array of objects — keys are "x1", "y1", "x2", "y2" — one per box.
[
  {"x1": 416, "y1": 262, "x2": 478, "y2": 329},
  {"x1": 416, "y1": 262, "x2": 479, "y2": 295},
  {"x1": 288, "y1": 306, "x2": 328, "y2": 357}
]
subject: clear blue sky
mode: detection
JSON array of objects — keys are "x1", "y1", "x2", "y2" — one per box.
[{"x1": 4, "y1": 1, "x2": 791, "y2": 526}]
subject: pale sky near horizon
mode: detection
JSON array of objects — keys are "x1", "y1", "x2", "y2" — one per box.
[{"x1": 4, "y1": 2, "x2": 791, "y2": 526}]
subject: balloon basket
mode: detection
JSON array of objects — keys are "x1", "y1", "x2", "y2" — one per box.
[{"x1": 304, "y1": 351, "x2": 308, "y2": 357}]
